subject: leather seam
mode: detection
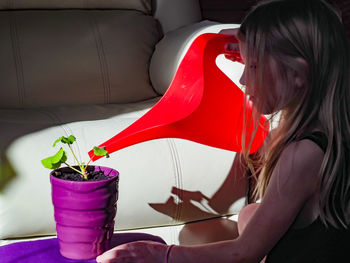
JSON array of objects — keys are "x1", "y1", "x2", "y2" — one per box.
[
  {"x1": 94, "y1": 13, "x2": 112, "y2": 104},
  {"x1": 10, "y1": 12, "x2": 25, "y2": 107},
  {"x1": 166, "y1": 139, "x2": 183, "y2": 223},
  {"x1": 36, "y1": 109, "x2": 78, "y2": 157},
  {"x1": 172, "y1": 139, "x2": 183, "y2": 222},
  {"x1": 36, "y1": 107, "x2": 88, "y2": 170},
  {"x1": 87, "y1": 12, "x2": 111, "y2": 104}
]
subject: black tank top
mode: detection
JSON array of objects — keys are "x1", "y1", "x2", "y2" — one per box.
[{"x1": 266, "y1": 131, "x2": 350, "y2": 263}]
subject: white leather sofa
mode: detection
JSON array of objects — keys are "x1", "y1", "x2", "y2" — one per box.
[{"x1": 0, "y1": 0, "x2": 247, "y2": 247}]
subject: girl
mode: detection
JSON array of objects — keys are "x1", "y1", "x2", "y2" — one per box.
[{"x1": 97, "y1": 0, "x2": 350, "y2": 262}]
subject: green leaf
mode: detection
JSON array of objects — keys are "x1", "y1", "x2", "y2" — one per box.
[
  {"x1": 65, "y1": 135, "x2": 76, "y2": 144},
  {"x1": 53, "y1": 135, "x2": 76, "y2": 147},
  {"x1": 93, "y1": 146, "x2": 109, "y2": 157},
  {"x1": 41, "y1": 148, "x2": 67, "y2": 169},
  {"x1": 53, "y1": 137, "x2": 63, "y2": 147}
]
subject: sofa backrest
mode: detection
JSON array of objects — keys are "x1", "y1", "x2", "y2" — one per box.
[
  {"x1": 0, "y1": 0, "x2": 202, "y2": 108},
  {"x1": 153, "y1": 0, "x2": 202, "y2": 33},
  {"x1": 0, "y1": 0, "x2": 202, "y2": 33},
  {"x1": 0, "y1": 0, "x2": 152, "y2": 13}
]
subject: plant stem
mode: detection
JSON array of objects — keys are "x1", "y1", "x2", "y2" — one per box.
[
  {"x1": 64, "y1": 162, "x2": 84, "y2": 176},
  {"x1": 82, "y1": 171, "x2": 88, "y2": 180},
  {"x1": 84, "y1": 157, "x2": 93, "y2": 170},
  {"x1": 68, "y1": 144, "x2": 82, "y2": 170}
]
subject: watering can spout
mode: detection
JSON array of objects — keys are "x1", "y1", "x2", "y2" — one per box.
[{"x1": 88, "y1": 33, "x2": 269, "y2": 162}]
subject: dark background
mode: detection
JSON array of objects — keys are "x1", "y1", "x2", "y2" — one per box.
[{"x1": 199, "y1": 0, "x2": 350, "y2": 41}]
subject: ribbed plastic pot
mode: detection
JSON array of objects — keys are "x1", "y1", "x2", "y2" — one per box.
[{"x1": 50, "y1": 165, "x2": 119, "y2": 260}]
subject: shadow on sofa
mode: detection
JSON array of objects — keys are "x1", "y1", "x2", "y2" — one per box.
[{"x1": 149, "y1": 153, "x2": 246, "y2": 244}]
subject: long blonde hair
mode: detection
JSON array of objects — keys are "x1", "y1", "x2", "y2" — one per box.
[{"x1": 240, "y1": 0, "x2": 350, "y2": 228}]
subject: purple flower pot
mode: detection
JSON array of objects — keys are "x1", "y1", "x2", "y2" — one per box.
[{"x1": 50, "y1": 165, "x2": 119, "y2": 260}]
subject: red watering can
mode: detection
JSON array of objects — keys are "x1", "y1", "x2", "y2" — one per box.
[{"x1": 89, "y1": 33, "x2": 269, "y2": 161}]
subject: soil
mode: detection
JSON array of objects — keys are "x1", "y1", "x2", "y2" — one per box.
[{"x1": 53, "y1": 169, "x2": 111, "y2": 182}]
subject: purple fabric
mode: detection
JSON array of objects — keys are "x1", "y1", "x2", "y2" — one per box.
[{"x1": 0, "y1": 233, "x2": 166, "y2": 263}]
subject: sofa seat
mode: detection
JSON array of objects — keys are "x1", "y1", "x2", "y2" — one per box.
[{"x1": 0, "y1": 95, "x2": 246, "y2": 244}]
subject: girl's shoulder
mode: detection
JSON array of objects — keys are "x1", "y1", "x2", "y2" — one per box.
[
  {"x1": 296, "y1": 130, "x2": 327, "y2": 153},
  {"x1": 271, "y1": 132, "x2": 325, "y2": 199},
  {"x1": 282, "y1": 128, "x2": 326, "y2": 169},
  {"x1": 278, "y1": 134, "x2": 325, "y2": 178}
]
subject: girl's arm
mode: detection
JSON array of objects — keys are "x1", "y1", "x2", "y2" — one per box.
[
  {"x1": 174, "y1": 139, "x2": 324, "y2": 263},
  {"x1": 96, "y1": 139, "x2": 324, "y2": 263}
]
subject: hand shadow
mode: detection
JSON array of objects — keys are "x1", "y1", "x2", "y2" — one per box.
[{"x1": 148, "y1": 153, "x2": 248, "y2": 245}]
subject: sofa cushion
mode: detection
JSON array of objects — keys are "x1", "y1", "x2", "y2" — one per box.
[
  {"x1": 0, "y1": 9, "x2": 162, "y2": 108},
  {"x1": 0, "y1": 98, "x2": 247, "y2": 239},
  {"x1": 0, "y1": 0, "x2": 152, "y2": 14}
]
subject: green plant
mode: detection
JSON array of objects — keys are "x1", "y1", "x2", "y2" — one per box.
[{"x1": 41, "y1": 135, "x2": 109, "y2": 180}]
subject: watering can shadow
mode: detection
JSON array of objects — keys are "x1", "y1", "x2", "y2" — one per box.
[{"x1": 88, "y1": 33, "x2": 269, "y2": 161}]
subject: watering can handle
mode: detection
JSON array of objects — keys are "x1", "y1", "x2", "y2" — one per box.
[{"x1": 209, "y1": 34, "x2": 243, "y2": 64}]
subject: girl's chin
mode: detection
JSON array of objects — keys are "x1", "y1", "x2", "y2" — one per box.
[
  {"x1": 247, "y1": 96, "x2": 276, "y2": 115},
  {"x1": 256, "y1": 103, "x2": 275, "y2": 115},
  {"x1": 261, "y1": 107, "x2": 279, "y2": 115}
]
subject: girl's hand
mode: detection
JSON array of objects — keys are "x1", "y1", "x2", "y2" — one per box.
[
  {"x1": 218, "y1": 28, "x2": 242, "y2": 63},
  {"x1": 96, "y1": 241, "x2": 168, "y2": 263}
]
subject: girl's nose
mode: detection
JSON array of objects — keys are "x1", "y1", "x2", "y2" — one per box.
[{"x1": 239, "y1": 67, "x2": 246, "y2": 86}]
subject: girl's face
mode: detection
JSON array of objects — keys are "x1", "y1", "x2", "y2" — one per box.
[{"x1": 238, "y1": 41, "x2": 292, "y2": 115}]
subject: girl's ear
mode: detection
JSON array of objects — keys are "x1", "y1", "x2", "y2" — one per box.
[
  {"x1": 294, "y1": 58, "x2": 309, "y2": 89},
  {"x1": 295, "y1": 75, "x2": 304, "y2": 88}
]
